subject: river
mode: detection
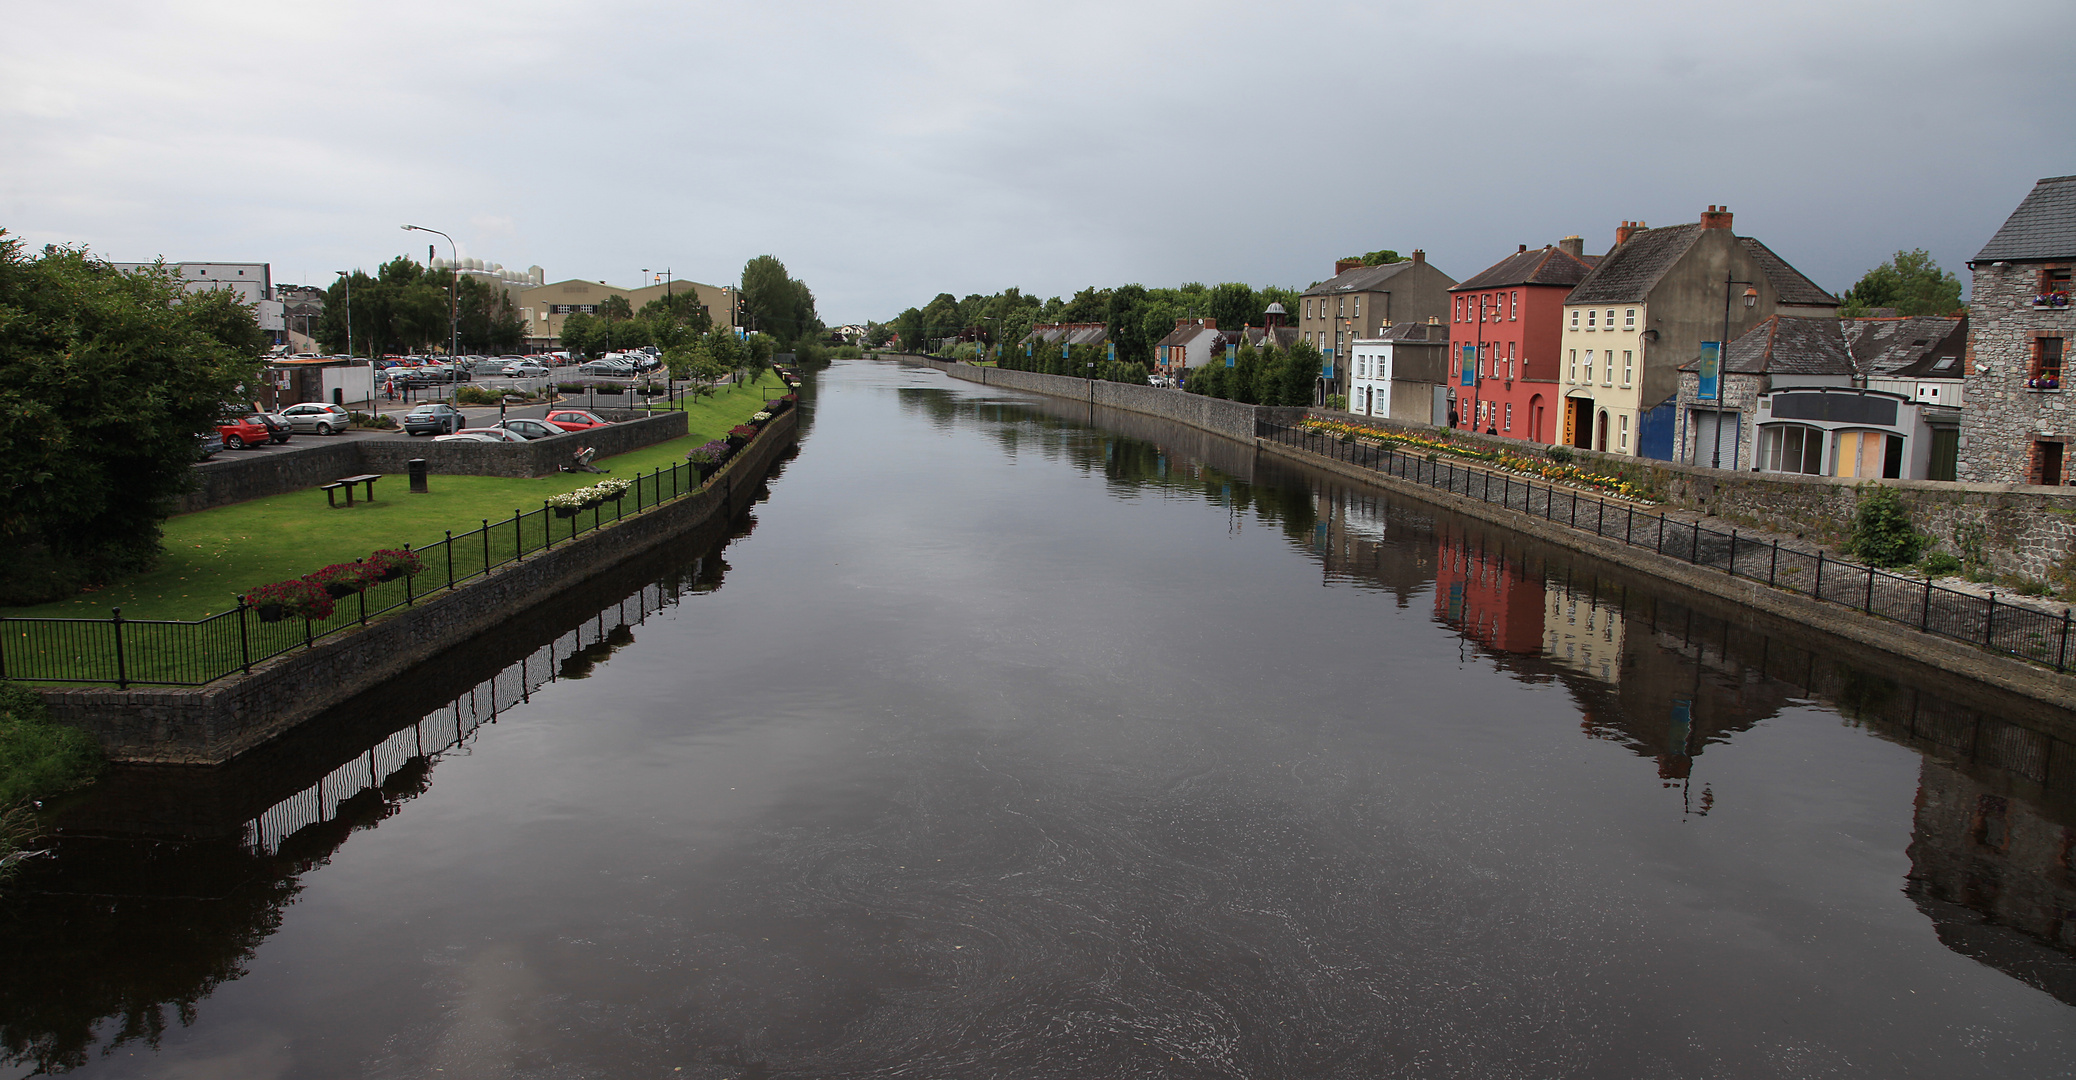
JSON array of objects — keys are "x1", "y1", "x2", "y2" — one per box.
[{"x1": 3, "y1": 358, "x2": 2073, "y2": 1078}]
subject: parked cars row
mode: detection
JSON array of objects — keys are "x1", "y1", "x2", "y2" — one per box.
[{"x1": 216, "y1": 414, "x2": 290, "y2": 449}]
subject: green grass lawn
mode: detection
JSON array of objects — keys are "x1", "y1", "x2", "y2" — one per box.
[{"x1": 2, "y1": 372, "x2": 790, "y2": 623}]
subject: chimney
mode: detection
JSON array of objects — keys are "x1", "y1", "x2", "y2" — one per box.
[
  {"x1": 1336, "y1": 258, "x2": 1364, "y2": 276},
  {"x1": 1175, "y1": 317, "x2": 1192, "y2": 330},
  {"x1": 1203, "y1": 318, "x2": 1216, "y2": 330},
  {"x1": 1412, "y1": 249, "x2": 1426, "y2": 265},
  {"x1": 1700, "y1": 205, "x2": 1733, "y2": 230},
  {"x1": 1558, "y1": 236, "x2": 1585, "y2": 259},
  {"x1": 1613, "y1": 220, "x2": 1646, "y2": 247},
  {"x1": 1518, "y1": 244, "x2": 1528, "y2": 253}
]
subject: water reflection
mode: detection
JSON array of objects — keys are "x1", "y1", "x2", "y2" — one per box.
[
  {"x1": 0, "y1": 495, "x2": 763, "y2": 1075},
  {"x1": 5, "y1": 365, "x2": 2073, "y2": 1076}
]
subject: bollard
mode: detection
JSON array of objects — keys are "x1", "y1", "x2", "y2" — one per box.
[{"x1": 408, "y1": 458, "x2": 429, "y2": 494}]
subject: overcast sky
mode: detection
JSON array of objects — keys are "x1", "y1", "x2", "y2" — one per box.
[{"x1": 3, "y1": 0, "x2": 2068, "y2": 323}]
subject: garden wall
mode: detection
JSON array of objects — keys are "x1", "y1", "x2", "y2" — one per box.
[
  {"x1": 42, "y1": 407, "x2": 795, "y2": 764},
  {"x1": 1304, "y1": 407, "x2": 2076, "y2": 585},
  {"x1": 176, "y1": 412, "x2": 688, "y2": 513}
]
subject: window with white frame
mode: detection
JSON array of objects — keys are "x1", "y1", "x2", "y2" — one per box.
[
  {"x1": 1605, "y1": 310, "x2": 1615, "y2": 328},
  {"x1": 1511, "y1": 291, "x2": 1519, "y2": 320},
  {"x1": 1505, "y1": 402, "x2": 1514, "y2": 431},
  {"x1": 1759, "y1": 424, "x2": 1825, "y2": 474},
  {"x1": 1571, "y1": 309, "x2": 1579, "y2": 329},
  {"x1": 1568, "y1": 349, "x2": 1578, "y2": 382},
  {"x1": 1587, "y1": 310, "x2": 1597, "y2": 329},
  {"x1": 1353, "y1": 297, "x2": 1361, "y2": 318},
  {"x1": 1624, "y1": 309, "x2": 1636, "y2": 328},
  {"x1": 1619, "y1": 414, "x2": 1629, "y2": 450},
  {"x1": 1583, "y1": 350, "x2": 1594, "y2": 385},
  {"x1": 1623, "y1": 350, "x2": 1633, "y2": 386},
  {"x1": 1602, "y1": 354, "x2": 1613, "y2": 386}
]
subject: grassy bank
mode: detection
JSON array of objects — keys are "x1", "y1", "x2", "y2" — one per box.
[
  {"x1": 0, "y1": 681, "x2": 101, "y2": 879},
  {"x1": 1, "y1": 372, "x2": 789, "y2": 623}
]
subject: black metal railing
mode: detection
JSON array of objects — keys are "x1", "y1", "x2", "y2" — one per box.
[
  {"x1": 1262, "y1": 421, "x2": 2075, "y2": 673},
  {"x1": 0, "y1": 411, "x2": 786, "y2": 689}
]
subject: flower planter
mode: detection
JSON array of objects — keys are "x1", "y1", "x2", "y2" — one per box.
[
  {"x1": 323, "y1": 583, "x2": 358, "y2": 599},
  {"x1": 256, "y1": 603, "x2": 286, "y2": 623},
  {"x1": 378, "y1": 567, "x2": 403, "y2": 582},
  {"x1": 554, "y1": 505, "x2": 580, "y2": 518}
]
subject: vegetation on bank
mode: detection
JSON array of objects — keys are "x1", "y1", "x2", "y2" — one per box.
[
  {"x1": 0, "y1": 373, "x2": 788, "y2": 624},
  {"x1": 1301, "y1": 417, "x2": 1651, "y2": 502},
  {"x1": 0, "y1": 681, "x2": 101, "y2": 880}
]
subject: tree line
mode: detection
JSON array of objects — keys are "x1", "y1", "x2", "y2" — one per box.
[
  {"x1": 884, "y1": 280, "x2": 1305, "y2": 366},
  {"x1": 317, "y1": 258, "x2": 527, "y2": 355}
]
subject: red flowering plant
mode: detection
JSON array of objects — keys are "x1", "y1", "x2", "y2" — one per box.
[
  {"x1": 728, "y1": 423, "x2": 759, "y2": 441},
  {"x1": 243, "y1": 578, "x2": 336, "y2": 621},
  {"x1": 305, "y1": 561, "x2": 383, "y2": 598},
  {"x1": 368, "y1": 548, "x2": 424, "y2": 580}
]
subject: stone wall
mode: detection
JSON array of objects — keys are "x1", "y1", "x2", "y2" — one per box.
[
  {"x1": 915, "y1": 358, "x2": 1306, "y2": 442},
  {"x1": 42, "y1": 407, "x2": 794, "y2": 764},
  {"x1": 177, "y1": 412, "x2": 688, "y2": 512},
  {"x1": 1961, "y1": 261, "x2": 2075, "y2": 484},
  {"x1": 1305, "y1": 407, "x2": 2076, "y2": 582}
]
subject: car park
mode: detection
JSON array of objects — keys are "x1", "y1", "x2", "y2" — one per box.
[
  {"x1": 434, "y1": 427, "x2": 528, "y2": 443},
  {"x1": 578, "y1": 359, "x2": 635, "y2": 377},
  {"x1": 542, "y1": 409, "x2": 610, "y2": 432},
  {"x1": 278, "y1": 402, "x2": 351, "y2": 434},
  {"x1": 217, "y1": 415, "x2": 282, "y2": 450},
  {"x1": 493, "y1": 417, "x2": 563, "y2": 440},
  {"x1": 403, "y1": 403, "x2": 465, "y2": 435},
  {"x1": 505, "y1": 360, "x2": 550, "y2": 378}
]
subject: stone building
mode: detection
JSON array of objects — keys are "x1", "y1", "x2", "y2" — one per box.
[
  {"x1": 1960, "y1": 174, "x2": 2076, "y2": 484},
  {"x1": 1298, "y1": 252, "x2": 1456, "y2": 404}
]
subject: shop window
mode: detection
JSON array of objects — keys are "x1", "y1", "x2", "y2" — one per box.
[
  {"x1": 1759, "y1": 424, "x2": 1824, "y2": 475},
  {"x1": 1833, "y1": 430, "x2": 1901, "y2": 479}
]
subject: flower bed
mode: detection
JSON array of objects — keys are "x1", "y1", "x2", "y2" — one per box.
[
  {"x1": 547, "y1": 477, "x2": 632, "y2": 516},
  {"x1": 243, "y1": 578, "x2": 335, "y2": 622},
  {"x1": 1300, "y1": 418, "x2": 1651, "y2": 502}
]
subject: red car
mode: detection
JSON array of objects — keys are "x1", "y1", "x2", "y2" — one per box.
[
  {"x1": 217, "y1": 415, "x2": 282, "y2": 449},
  {"x1": 542, "y1": 409, "x2": 611, "y2": 432}
]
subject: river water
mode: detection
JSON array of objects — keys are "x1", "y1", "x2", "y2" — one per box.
[{"x1": 4, "y1": 358, "x2": 2074, "y2": 1078}]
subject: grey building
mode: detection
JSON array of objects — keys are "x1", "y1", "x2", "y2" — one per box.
[
  {"x1": 1298, "y1": 251, "x2": 1456, "y2": 404},
  {"x1": 1960, "y1": 174, "x2": 2076, "y2": 485},
  {"x1": 110, "y1": 261, "x2": 287, "y2": 342}
]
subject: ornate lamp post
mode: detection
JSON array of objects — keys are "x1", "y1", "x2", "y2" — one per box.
[{"x1": 1708, "y1": 278, "x2": 1760, "y2": 469}]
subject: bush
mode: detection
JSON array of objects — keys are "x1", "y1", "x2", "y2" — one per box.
[
  {"x1": 348, "y1": 411, "x2": 397, "y2": 429},
  {"x1": 557, "y1": 382, "x2": 587, "y2": 395},
  {"x1": 1919, "y1": 551, "x2": 1962, "y2": 576},
  {"x1": 451, "y1": 385, "x2": 501, "y2": 406},
  {"x1": 1546, "y1": 445, "x2": 1575, "y2": 464},
  {"x1": 0, "y1": 680, "x2": 100, "y2": 810},
  {"x1": 1843, "y1": 485, "x2": 1925, "y2": 568}
]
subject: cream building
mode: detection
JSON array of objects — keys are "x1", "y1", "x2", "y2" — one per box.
[
  {"x1": 518, "y1": 277, "x2": 737, "y2": 347},
  {"x1": 1557, "y1": 209, "x2": 1836, "y2": 458}
]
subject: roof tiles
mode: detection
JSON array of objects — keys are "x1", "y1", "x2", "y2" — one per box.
[{"x1": 1975, "y1": 175, "x2": 2076, "y2": 262}]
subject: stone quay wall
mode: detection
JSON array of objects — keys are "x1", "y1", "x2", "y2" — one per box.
[
  {"x1": 42, "y1": 407, "x2": 795, "y2": 764},
  {"x1": 910, "y1": 357, "x2": 1306, "y2": 443},
  {"x1": 178, "y1": 411, "x2": 687, "y2": 512}
]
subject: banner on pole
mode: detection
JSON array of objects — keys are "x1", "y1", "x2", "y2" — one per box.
[
  {"x1": 1460, "y1": 344, "x2": 1477, "y2": 387},
  {"x1": 1697, "y1": 341, "x2": 1721, "y2": 401}
]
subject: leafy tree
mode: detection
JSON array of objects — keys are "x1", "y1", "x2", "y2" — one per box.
[
  {"x1": 1062, "y1": 286, "x2": 1110, "y2": 323},
  {"x1": 1350, "y1": 250, "x2": 1403, "y2": 267},
  {"x1": 1209, "y1": 282, "x2": 1259, "y2": 333},
  {"x1": 1191, "y1": 358, "x2": 1229, "y2": 398},
  {"x1": 560, "y1": 311, "x2": 606, "y2": 359},
  {"x1": 1280, "y1": 340, "x2": 1325, "y2": 406},
  {"x1": 740, "y1": 255, "x2": 819, "y2": 346},
  {"x1": 639, "y1": 290, "x2": 712, "y2": 335},
  {"x1": 1105, "y1": 284, "x2": 1152, "y2": 364},
  {"x1": 1841, "y1": 249, "x2": 1963, "y2": 317},
  {"x1": 0, "y1": 238, "x2": 266, "y2": 602},
  {"x1": 598, "y1": 294, "x2": 634, "y2": 322},
  {"x1": 892, "y1": 307, "x2": 924, "y2": 352}
]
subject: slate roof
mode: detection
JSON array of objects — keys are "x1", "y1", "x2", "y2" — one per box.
[
  {"x1": 1680, "y1": 316, "x2": 1854, "y2": 376},
  {"x1": 1021, "y1": 322, "x2": 1109, "y2": 347},
  {"x1": 1565, "y1": 223, "x2": 1704, "y2": 304},
  {"x1": 1244, "y1": 326, "x2": 1300, "y2": 350},
  {"x1": 1739, "y1": 237, "x2": 1838, "y2": 306},
  {"x1": 1366, "y1": 321, "x2": 1447, "y2": 342},
  {"x1": 1301, "y1": 259, "x2": 1421, "y2": 297},
  {"x1": 1843, "y1": 315, "x2": 1967, "y2": 378},
  {"x1": 1975, "y1": 175, "x2": 2076, "y2": 262},
  {"x1": 1154, "y1": 321, "x2": 1217, "y2": 350},
  {"x1": 1452, "y1": 246, "x2": 1597, "y2": 291}
]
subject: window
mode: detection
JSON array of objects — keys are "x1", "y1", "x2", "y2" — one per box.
[
  {"x1": 1622, "y1": 350, "x2": 1633, "y2": 386},
  {"x1": 1583, "y1": 350, "x2": 1593, "y2": 385},
  {"x1": 1606, "y1": 310, "x2": 1616, "y2": 328},
  {"x1": 1587, "y1": 310, "x2": 1597, "y2": 329},
  {"x1": 1759, "y1": 424, "x2": 1824, "y2": 474},
  {"x1": 1571, "y1": 309, "x2": 1579, "y2": 329},
  {"x1": 2034, "y1": 336, "x2": 2065, "y2": 385},
  {"x1": 1569, "y1": 349, "x2": 1578, "y2": 382},
  {"x1": 1505, "y1": 402, "x2": 1514, "y2": 431},
  {"x1": 1602, "y1": 354, "x2": 1613, "y2": 386},
  {"x1": 1455, "y1": 297, "x2": 1464, "y2": 322},
  {"x1": 1834, "y1": 430, "x2": 1901, "y2": 479},
  {"x1": 1619, "y1": 413, "x2": 1629, "y2": 450},
  {"x1": 1353, "y1": 297, "x2": 1361, "y2": 318},
  {"x1": 1337, "y1": 298, "x2": 1345, "y2": 317},
  {"x1": 1511, "y1": 291, "x2": 1519, "y2": 320},
  {"x1": 1624, "y1": 309, "x2": 1636, "y2": 328}
]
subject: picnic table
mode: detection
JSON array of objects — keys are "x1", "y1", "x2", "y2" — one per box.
[{"x1": 322, "y1": 474, "x2": 382, "y2": 507}]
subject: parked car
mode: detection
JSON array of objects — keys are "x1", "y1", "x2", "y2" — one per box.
[
  {"x1": 196, "y1": 433, "x2": 225, "y2": 460},
  {"x1": 278, "y1": 402, "x2": 352, "y2": 435},
  {"x1": 403, "y1": 403, "x2": 465, "y2": 436},
  {"x1": 434, "y1": 427, "x2": 528, "y2": 443},
  {"x1": 542, "y1": 409, "x2": 610, "y2": 432},
  {"x1": 217, "y1": 415, "x2": 280, "y2": 450},
  {"x1": 578, "y1": 359, "x2": 635, "y2": 377},
  {"x1": 492, "y1": 417, "x2": 563, "y2": 441},
  {"x1": 505, "y1": 360, "x2": 551, "y2": 378}
]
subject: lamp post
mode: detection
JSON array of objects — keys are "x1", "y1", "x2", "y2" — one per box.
[
  {"x1": 334, "y1": 271, "x2": 353, "y2": 360},
  {"x1": 401, "y1": 225, "x2": 460, "y2": 360},
  {"x1": 1708, "y1": 277, "x2": 1760, "y2": 469}
]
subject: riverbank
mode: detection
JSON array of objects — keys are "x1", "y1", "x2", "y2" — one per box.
[
  {"x1": 34, "y1": 404, "x2": 802, "y2": 764},
  {"x1": 904, "y1": 355, "x2": 2076, "y2": 707}
]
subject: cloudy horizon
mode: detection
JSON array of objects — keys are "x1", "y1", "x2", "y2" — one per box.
[{"x1": 2, "y1": 0, "x2": 2067, "y2": 323}]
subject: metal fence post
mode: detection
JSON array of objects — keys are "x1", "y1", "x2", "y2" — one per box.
[
  {"x1": 515, "y1": 509, "x2": 524, "y2": 560},
  {"x1": 544, "y1": 501, "x2": 553, "y2": 550},
  {"x1": 1690, "y1": 521, "x2": 1700, "y2": 564},
  {"x1": 1770, "y1": 539, "x2": 1780, "y2": 586},
  {"x1": 1815, "y1": 550, "x2": 1824, "y2": 600},
  {"x1": 445, "y1": 531, "x2": 455, "y2": 589},
  {"x1": 111, "y1": 607, "x2": 127, "y2": 690},
  {"x1": 1921, "y1": 576, "x2": 1933, "y2": 631},
  {"x1": 1657, "y1": 512, "x2": 1665, "y2": 552},
  {"x1": 482, "y1": 520, "x2": 491, "y2": 576},
  {"x1": 1984, "y1": 591, "x2": 1997, "y2": 647},
  {"x1": 404, "y1": 543, "x2": 415, "y2": 605},
  {"x1": 2059, "y1": 608, "x2": 2070, "y2": 672},
  {"x1": 1865, "y1": 564, "x2": 1876, "y2": 613},
  {"x1": 237, "y1": 595, "x2": 251, "y2": 674},
  {"x1": 1728, "y1": 530, "x2": 1737, "y2": 575}
]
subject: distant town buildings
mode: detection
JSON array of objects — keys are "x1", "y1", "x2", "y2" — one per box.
[{"x1": 111, "y1": 261, "x2": 287, "y2": 344}]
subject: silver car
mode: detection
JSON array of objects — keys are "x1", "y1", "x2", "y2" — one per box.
[{"x1": 278, "y1": 402, "x2": 352, "y2": 435}]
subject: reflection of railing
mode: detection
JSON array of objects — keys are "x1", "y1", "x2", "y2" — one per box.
[
  {"x1": 1263, "y1": 421, "x2": 2076, "y2": 672},
  {"x1": 0, "y1": 406, "x2": 790, "y2": 688},
  {"x1": 243, "y1": 579, "x2": 688, "y2": 854}
]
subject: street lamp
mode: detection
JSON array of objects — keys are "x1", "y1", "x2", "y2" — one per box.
[
  {"x1": 1707, "y1": 277, "x2": 1761, "y2": 469},
  {"x1": 334, "y1": 271, "x2": 353, "y2": 360},
  {"x1": 401, "y1": 225, "x2": 461, "y2": 360}
]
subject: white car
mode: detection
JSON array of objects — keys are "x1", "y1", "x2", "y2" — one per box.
[{"x1": 277, "y1": 402, "x2": 352, "y2": 434}]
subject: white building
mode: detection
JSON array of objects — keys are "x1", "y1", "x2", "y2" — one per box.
[
  {"x1": 1348, "y1": 321, "x2": 1452, "y2": 425},
  {"x1": 112, "y1": 261, "x2": 286, "y2": 337}
]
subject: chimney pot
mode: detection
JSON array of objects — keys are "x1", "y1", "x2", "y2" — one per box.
[
  {"x1": 1700, "y1": 205, "x2": 1734, "y2": 230},
  {"x1": 1558, "y1": 236, "x2": 1585, "y2": 259},
  {"x1": 1519, "y1": 244, "x2": 1527, "y2": 253},
  {"x1": 1412, "y1": 249, "x2": 1426, "y2": 265}
]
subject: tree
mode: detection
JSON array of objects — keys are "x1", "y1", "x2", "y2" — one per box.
[
  {"x1": 598, "y1": 294, "x2": 634, "y2": 322},
  {"x1": 0, "y1": 238, "x2": 265, "y2": 602},
  {"x1": 1061, "y1": 286, "x2": 1110, "y2": 323},
  {"x1": 560, "y1": 311, "x2": 606, "y2": 359},
  {"x1": 1106, "y1": 284, "x2": 1152, "y2": 365},
  {"x1": 1209, "y1": 282, "x2": 1259, "y2": 333},
  {"x1": 1841, "y1": 249, "x2": 1963, "y2": 317},
  {"x1": 740, "y1": 255, "x2": 819, "y2": 346}
]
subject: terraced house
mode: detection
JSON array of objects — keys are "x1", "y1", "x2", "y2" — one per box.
[
  {"x1": 1446, "y1": 239, "x2": 1598, "y2": 444},
  {"x1": 1557, "y1": 208, "x2": 1836, "y2": 458},
  {"x1": 1297, "y1": 251, "x2": 1455, "y2": 404}
]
